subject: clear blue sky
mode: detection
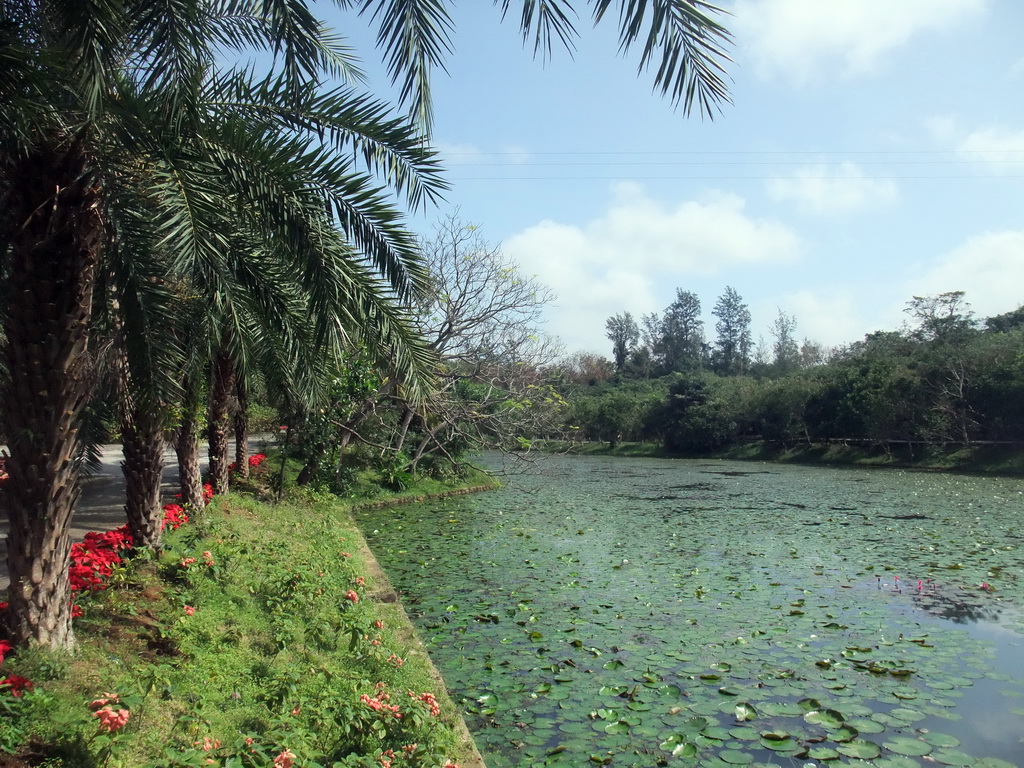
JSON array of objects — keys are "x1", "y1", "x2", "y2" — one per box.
[{"x1": 325, "y1": 0, "x2": 1024, "y2": 358}]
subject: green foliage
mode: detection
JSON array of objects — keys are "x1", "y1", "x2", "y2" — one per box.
[
  {"x1": 1, "y1": 485, "x2": 483, "y2": 766},
  {"x1": 568, "y1": 299, "x2": 1024, "y2": 457}
]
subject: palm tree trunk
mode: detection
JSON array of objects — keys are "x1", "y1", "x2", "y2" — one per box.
[
  {"x1": 1, "y1": 136, "x2": 102, "y2": 648},
  {"x1": 175, "y1": 412, "x2": 204, "y2": 511},
  {"x1": 233, "y1": 378, "x2": 249, "y2": 479},
  {"x1": 208, "y1": 348, "x2": 235, "y2": 495},
  {"x1": 121, "y1": 407, "x2": 165, "y2": 549},
  {"x1": 175, "y1": 370, "x2": 204, "y2": 510}
]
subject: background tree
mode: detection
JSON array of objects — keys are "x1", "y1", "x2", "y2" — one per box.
[
  {"x1": 711, "y1": 286, "x2": 751, "y2": 375},
  {"x1": 770, "y1": 310, "x2": 801, "y2": 375},
  {"x1": 605, "y1": 312, "x2": 639, "y2": 372},
  {"x1": 658, "y1": 289, "x2": 705, "y2": 373},
  {"x1": 554, "y1": 351, "x2": 615, "y2": 387}
]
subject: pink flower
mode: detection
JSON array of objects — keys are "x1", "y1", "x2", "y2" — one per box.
[
  {"x1": 93, "y1": 706, "x2": 130, "y2": 732},
  {"x1": 355, "y1": 576, "x2": 365, "y2": 587},
  {"x1": 373, "y1": 619, "x2": 385, "y2": 629},
  {"x1": 409, "y1": 690, "x2": 441, "y2": 717},
  {"x1": 345, "y1": 590, "x2": 359, "y2": 603},
  {"x1": 340, "y1": 552, "x2": 351, "y2": 558},
  {"x1": 89, "y1": 693, "x2": 119, "y2": 710},
  {"x1": 195, "y1": 737, "x2": 221, "y2": 752},
  {"x1": 273, "y1": 748, "x2": 296, "y2": 768},
  {"x1": 0, "y1": 640, "x2": 12, "y2": 665},
  {"x1": 184, "y1": 605, "x2": 196, "y2": 615}
]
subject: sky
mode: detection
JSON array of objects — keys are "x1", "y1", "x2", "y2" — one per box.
[{"x1": 326, "y1": 0, "x2": 1024, "y2": 358}]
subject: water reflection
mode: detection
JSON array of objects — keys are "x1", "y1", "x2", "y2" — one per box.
[{"x1": 910, "y1": 585, "x2": 1004, "y2": 624}]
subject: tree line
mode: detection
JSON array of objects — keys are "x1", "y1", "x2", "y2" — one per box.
[
  {"x1": 568, "y1": 292, "x2": 1024, "y2": 452},
  {"x1": 605, "y1": 286, "x2": 822, "y2": 381}
]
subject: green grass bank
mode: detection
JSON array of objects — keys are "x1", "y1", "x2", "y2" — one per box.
[
  {"x1": 0, "y1": 467, "x2": 499, "y2": 768},
  {"x1": 539, "y1": 439, "x2": 1024, "y2": 475}
]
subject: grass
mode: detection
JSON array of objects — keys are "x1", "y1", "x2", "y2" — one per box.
[{"x1": 0, "y1": 462, "x2": 497, "y2": 768}]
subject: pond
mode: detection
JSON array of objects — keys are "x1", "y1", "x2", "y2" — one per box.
[{"x1": 355, "y1": 455, "x2": 1024, "y2": 768}]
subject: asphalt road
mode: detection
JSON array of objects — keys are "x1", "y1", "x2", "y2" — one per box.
[{"x1": 0, "y1": 437, "x2": 271, "y2": 592}]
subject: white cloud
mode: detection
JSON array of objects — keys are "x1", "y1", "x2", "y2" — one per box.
[
  {"x1": 773, "y1": 291, "x2": 865, "y2": 349},
  {"x1": 766, "y1": 162, "x2": 899, "y2": 215},
  {"x1": 731, "y1": 0, "x2": 989, "y2": 84},
  {"x1": 957, "y1": 127, "x2": 1024, "y2": 173},
  {"x1": 907, "y1": 230, "x2": 1024, "y2": 319},
  {"x1": 503, "y1": 183, "x2": 802, "y2": 352}
]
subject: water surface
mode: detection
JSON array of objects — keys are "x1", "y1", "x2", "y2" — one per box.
[{"x1": 357, "y1": 456, "x2": 1024, "y2": 767}]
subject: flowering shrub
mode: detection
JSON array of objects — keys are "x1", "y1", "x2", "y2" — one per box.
[
  {"x1": 91, "y1": 692, "x2": 130, "y2": 733},
  {"x1": 162, "y1": 503, "x2": 189, "y2": 531},
  {"x1": 69, "y1": 525, "x2": 132, "y2": 596}
]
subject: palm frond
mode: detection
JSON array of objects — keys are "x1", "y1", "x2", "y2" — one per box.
[
  {"x1": 496, "y1": 0, "x2": 579, "y2": 61},
  {"x1": 591, "y1": 0, "x2": 732, "y2": 117},
  {"x1": 49, "y1": 0, "x2": 130, "y2": 118},
  {"x1": 358, "y1": 0, "x2": 454, "y2": 132}
]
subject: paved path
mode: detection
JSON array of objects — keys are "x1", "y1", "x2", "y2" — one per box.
[{"x1": 0, "y1": 437, "x2": 272, "y2": 592}]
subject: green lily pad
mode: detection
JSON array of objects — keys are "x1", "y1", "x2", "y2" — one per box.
[
  {"x1": 604, "y1": 720, "x2": 630, "y2": 734},
  {"x1": 717, "y1": 749, "x2": 754, "y2": 765},
  {"x1": 921, "y1": 732, "x2": 961, "y2": 748},
  {"x1": 882, "y1": 737, "x2": 932, "y2": 757},
  {"x1": 932, "y1": 750, "x2": 976, "y2": 766},
  {"x1": 836, "y1": 739, "x2": 882, "y2": 759},
  {"x1": 702, "y1": 726, "x2": 732, "y2": 741},
  {"x1": 659, "y1": 734, "x2": 698, "y2": 757},
  {"x1": 875, "y1": 757, "x2": 923, "y2": 768},
  {"x1": 804, "y1": 708, "x2": 845, "y2": 728},
  {"x1": 846, "y1": 717, "x2": 885, "y2": 734},
  {"x1": 830, "y1": 725, "x2": 859, "y2": 743},
  {"x1": 759, "y1": 702, "x2": 803, "y2": 717},
  {"x1": 808, "y1": 746, "x2": 841, "y2": 760},
  {"x1": 679, "y1": 716, "x2": 710, "y2": 734},
  {"x1": 759, "y1": 736, "x2": 798, "y2": 753}
]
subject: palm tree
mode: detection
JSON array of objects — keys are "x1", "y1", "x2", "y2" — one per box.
[{"x1": 0, "y1": 0, "x2": 442, "y2": 647}]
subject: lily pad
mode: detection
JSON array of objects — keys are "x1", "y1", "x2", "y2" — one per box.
[
  {"x1": 717, "y1": 749, "x2": 754, "y2": 764},
  {"x1": 921, "y1": 732, "x2": 961, "y2": 748},
  {"x1": 932, "y1": 750, "x2": 976, "y2": 766},
  {"x1": 836, "y1": 739, "x2": 882, "y2": 759},
  {"x1": 808, "y1": 746, "x2": 841, "y2": 760},
  {"x1": 882, "y1": 737, "x2": 933, "y2": 757},
  {"x1": 804, "y1": 708, "x2": 845, "y2": 728},
  {"x1": 875, "y1": 757, "x2": 923, "y2": 768}
]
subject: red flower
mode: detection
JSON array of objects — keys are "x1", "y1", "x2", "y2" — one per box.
[
  {"x1": 162, "y1": 503, "x2": 189, "y2": 531},
  {"x1": 1, "y1": 675, "x2": 33, "y2": 697},
  {"x1": 345, "y1": 590, "x2": 359, "y2": 603},
  {"x1": 0, "y1": 640, "x2": 11, "y2": 665}
]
